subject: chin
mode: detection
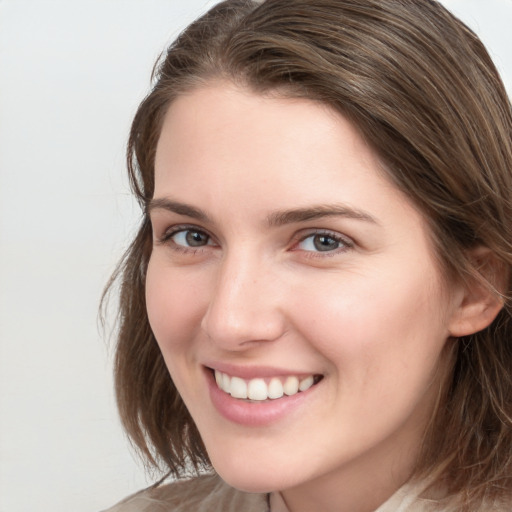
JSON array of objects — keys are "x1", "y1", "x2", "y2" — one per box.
[
  {"x1": 216, "y1": 469, "x2": 285, "y2": 494},
  {"x1": 210, "y1": 455, "x2": 306, "y2": 494}
]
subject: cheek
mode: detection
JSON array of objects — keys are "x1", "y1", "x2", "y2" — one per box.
[
  {"x1": 145, "y1": 257, "x2": 208, "y2": 355},
  {"x1": 287, "y1": 267, "x2": 452, "y2": 448},
  {"x1": 289, "y1": 261, "x2": 450, "y2": 386}
]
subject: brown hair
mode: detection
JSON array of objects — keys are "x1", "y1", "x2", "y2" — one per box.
[{"x1": 105, "y1": 0, "x2": 512, "y2": 508}]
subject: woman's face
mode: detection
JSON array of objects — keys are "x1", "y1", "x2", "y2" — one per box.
[{"x1": 146, "y1": 83, "x2": 462, "y2": 495}]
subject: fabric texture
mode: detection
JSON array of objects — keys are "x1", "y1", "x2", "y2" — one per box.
[
  {"x1": 102, "y1": 474, "x2": 267, "y2": 512},
  {"x1": 102, "y1": 473, "x2": 508, "y2": 511}
]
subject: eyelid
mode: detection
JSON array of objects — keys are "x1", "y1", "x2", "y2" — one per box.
[
  {"x1": 153, "y1": 222, "x2": 354, "y2": 256},
  {"x1": 291, "y1": 229, "x2": 354, "y2": 254},
  {"x1": 156, "y1": 223, "x2": 217, "y2": 246}
]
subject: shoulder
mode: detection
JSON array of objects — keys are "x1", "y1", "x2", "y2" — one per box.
[
  {"x1": 376, "y1": 481, "x2": 512, "y2": 512},
  {"x1": 101, "y1": 473, "x2": 268, "y2": 512}
]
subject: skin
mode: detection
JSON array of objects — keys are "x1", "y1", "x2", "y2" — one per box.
[{"x1": 146, "y1": 82, "x2": 471, "y2": 512}]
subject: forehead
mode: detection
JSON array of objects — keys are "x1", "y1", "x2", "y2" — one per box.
[
  {"x1": 153, "y1": 82, "x2": 423, "y2": 232},
  {"x1": 156, "y1": 84, "x2": 349, "y2": 165},
  {"x1": 156, "y1": 84, "x2": 375, "y2": 187}
]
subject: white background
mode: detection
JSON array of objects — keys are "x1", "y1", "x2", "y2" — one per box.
[{"x1": 0, "y1": 1, "x2": 510, "y2": 511}]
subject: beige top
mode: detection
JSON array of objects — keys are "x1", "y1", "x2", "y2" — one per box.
[
  {"x1": 102, "y1": 474, "x2": 265, "y2": 512},
  {"x1": 101, "y1": 473, "x2": 505, "y2": 512}
]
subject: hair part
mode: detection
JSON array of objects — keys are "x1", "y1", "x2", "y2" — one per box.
[{"x1": 105, "y1": 1, "x2": 512, "y2": 508}]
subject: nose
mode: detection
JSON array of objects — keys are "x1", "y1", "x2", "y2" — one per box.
[{"x1": 200, "y1": 251, "x2": 287, "y2": 350}]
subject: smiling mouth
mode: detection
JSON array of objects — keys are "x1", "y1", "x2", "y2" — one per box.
[{"x1": 213, "y1": 369, "x2": 323, "y2": 401}]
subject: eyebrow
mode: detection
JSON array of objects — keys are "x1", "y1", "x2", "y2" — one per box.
[
  {"x1": 147, "y1": 198, "x2": 210, "y2": 222},
  {"x1": 147, "y1": 198, "x2": 377, "y2": 226},
  {"x1": 267, "y1": 204, "x2": 378, "y2": 227}
]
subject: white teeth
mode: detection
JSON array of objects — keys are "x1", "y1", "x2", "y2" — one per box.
[
  {"x1": 215, "y1": 370, "x2": 223, "y2": 388},
  {"x1": 283, "y1": 376, "x2": 299, "y2": 396},
  {"x1": 268, "y1": 378, "x2": 284, "y2": 399},
  {"x1": 221, "y1": 372, "x2": 230, "y2": 393},
  {"x1": 213, "y1": 370, "x2": 317, "y2": 401},
  {"x1": 299, "y1": 375, "x2": 314, "y2": 392},
  {"x1": 230, "y1": 376, "x2": 248, "y2": 399},
  {"x1": 248, "y1": 378, "x2": 268, "y2": 400}
]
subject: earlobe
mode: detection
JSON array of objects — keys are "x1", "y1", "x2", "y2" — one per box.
[{"x1": 448, "y1": 247, "x2": 508, "y2": 338}]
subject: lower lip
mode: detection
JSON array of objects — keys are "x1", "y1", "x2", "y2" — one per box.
[{"x1": 205, "y1": 369, "x2": 318, "y2": 427}]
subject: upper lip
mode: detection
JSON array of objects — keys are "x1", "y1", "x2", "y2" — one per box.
[{"x1": 203, "y1": 361, "x2": 320, "y2": 380}]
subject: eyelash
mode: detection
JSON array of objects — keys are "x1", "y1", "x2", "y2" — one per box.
[
  {"x1": 156, "y1": 225, "x2": 354, "y2": 257},
  {"x1": 157, "y1": 224, "x2": 217, "y2": 254},
  {"x1": 293, "y1": 230, "x2": 354, "y2": 257}
]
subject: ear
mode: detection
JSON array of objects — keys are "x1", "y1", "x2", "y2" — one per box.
[{"x1": 448, "y1": 247, "x2": 508, "y2": 338}]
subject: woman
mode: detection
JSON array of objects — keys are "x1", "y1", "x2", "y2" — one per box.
[{"x1": 104, "y1": 0, "x2": 512, "y2": 510}]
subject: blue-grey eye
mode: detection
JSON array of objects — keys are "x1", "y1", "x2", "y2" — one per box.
[
  {"x1": 173, "y1": 229, "x2": 210, "y2": 247},
  {"x1": 298, "y1": 234, "x2": 344, "y2": 252}
]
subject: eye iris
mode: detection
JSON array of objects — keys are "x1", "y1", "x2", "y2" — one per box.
[
  {"x1": 313, "y1": 234, "x2": 339, "y2": 251},
  {"x1": 185, "y1": 230, "x2": 209, "y2": 247}
]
